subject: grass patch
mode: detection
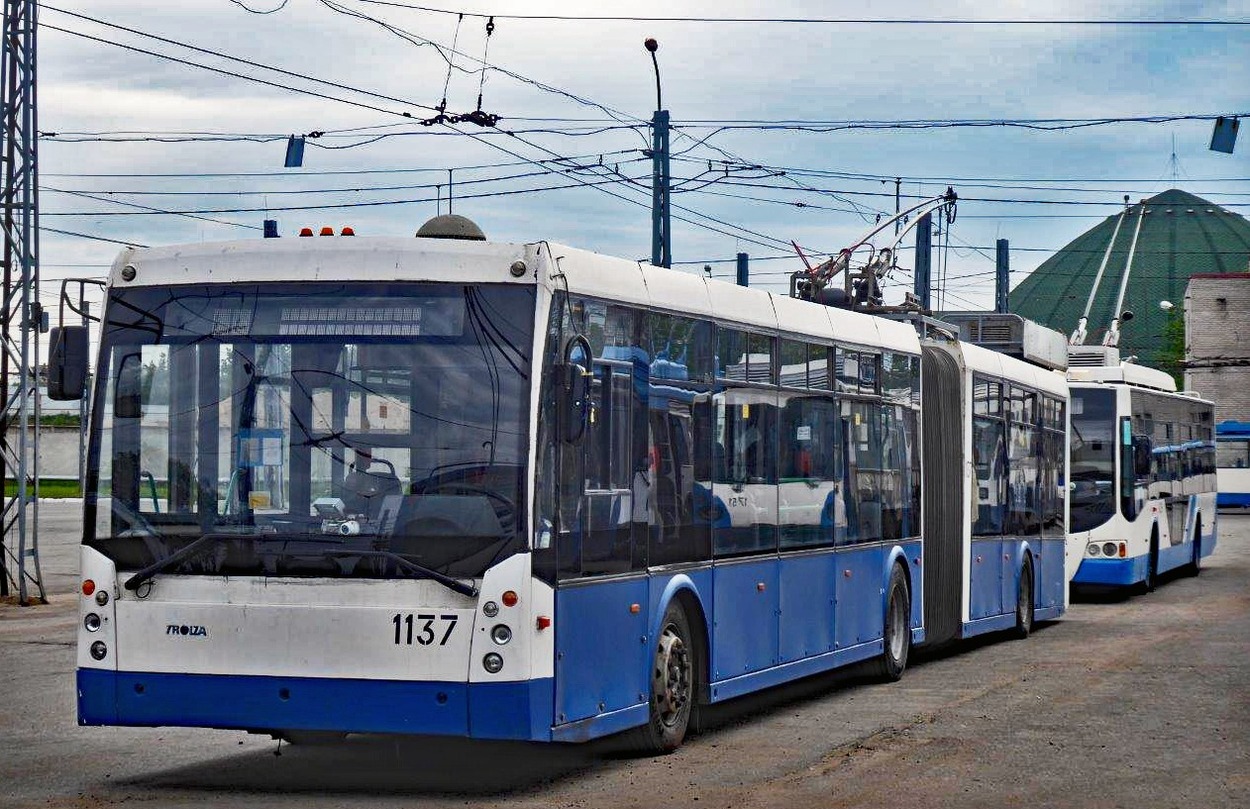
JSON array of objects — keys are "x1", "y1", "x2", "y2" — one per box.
[{"x1": 3, "y1": 478, "x2": 81, "y2": 498}]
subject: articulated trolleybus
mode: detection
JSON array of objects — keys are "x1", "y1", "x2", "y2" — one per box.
[
  {"x1": 63, "y1": 217, "x2": 1069, "y2": 753},
  {"x1": 1068, "y1": 362, "x2": 1217, "y2": 589}
]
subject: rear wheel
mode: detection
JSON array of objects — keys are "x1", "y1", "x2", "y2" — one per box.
[
  {"x1": 626, "y1": 601, "x2": 698, "y2": 754},
  {"x1": 871, "y1": 564, "x2": 910, "y2": 682},
  {"x1": 1013, "y1": 559, "x2": 1034, "y2": 639}
]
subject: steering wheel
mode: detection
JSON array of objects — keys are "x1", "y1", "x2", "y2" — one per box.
[{"x1": 420, "y1": 482, "x2": 518, "y2": 533}]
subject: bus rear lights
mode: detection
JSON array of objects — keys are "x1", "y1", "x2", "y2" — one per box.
[
  {"x1": 89, "y1": 641, "x2": 108, "y2": 661},
  {"x1": 536, "y1": 616, "x2": 552, "y2": 631},
  {"x1": 482, "y1": 653, "x2": 504, "y2": 674},
  {"x1": 491, "y1": 625, "x2": 513, "y2": 645},
  {"x1": 83, "y1": 613, "x2": 102, "y2": 633},
  {"x1": 1088, "y1": 544, "x2": 1101, "y2": 557},
  {"x1": 482, "y1": 600, "x2": 499, "y2": 618},
  {"x1": 81, "y1": 579, "x2": 95, "y2": 597},
  {"x1": 1103, "y1": 542, "x2": 1118, "y2": 557},
  {"x1": 95, "y1": 590, "x2": 110, "y2": 606},
  {"x1": 501, "y1": 590, "x2": 518, "y2": 607}
]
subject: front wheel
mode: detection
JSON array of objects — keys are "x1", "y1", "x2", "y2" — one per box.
[
  {"x1": 626, "y1": 601, "x2": 698, "y2": 754},
  {"x1": 1143, "y1": 530, "x2": 1159, "y2": 593},
  {"x1": 1013, "y1": 559, "x2": 1034, "y2": 639},
  {"x1": 1186, "y1": 521, "x2": 1203, "y2": 577},
  {"x1": 871, "y1": 564, "x2": 911, "y2": 682}
]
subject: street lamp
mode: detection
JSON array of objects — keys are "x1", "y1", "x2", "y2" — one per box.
[{"x1": 645, "y1": 38, "x2": 670, "y2": 268}]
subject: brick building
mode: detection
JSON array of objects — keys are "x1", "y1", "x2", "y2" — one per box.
[{"x1": 1185, "y1": 273, "x2": 1250, "y2": 422}]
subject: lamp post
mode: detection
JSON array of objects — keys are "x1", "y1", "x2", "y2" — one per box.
[{"x1": 646, "y1": 38, "x2": 671, "y2": 268}]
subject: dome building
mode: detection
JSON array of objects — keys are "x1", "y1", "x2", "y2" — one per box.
[{"x1": 1009, "y1": 189, "x2": 1250, "y2": 364}]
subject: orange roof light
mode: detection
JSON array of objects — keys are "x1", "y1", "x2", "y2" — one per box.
[
  {"x1": 319, "y1": 226, "x2": 334, "y2": 236},
  {"x1": 341, "y1": 227, "x2": 355, "y2": 236},
  {"x1": 298, "y1": 227, "x2": 314, "y2": 237}
]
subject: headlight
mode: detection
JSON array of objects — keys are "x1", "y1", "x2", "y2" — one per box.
[
  {"x1": 1087, "y1": 544, "x2": 1101, "y2": 556},
  {"x1": 84, "y1": 613, "x2": 102, "y2": 632},
  {"x1": 89, "y1": 641, "x2": 108, "y2": 660},
  {"x1": 482, "y1": 653, "x2": 503, "y2": 674},
  {"x1": 1103, "y1": 542, "x2": 1118, "y2": 557},
  {"x1": 490, "y1": 624, "x2": 512, "y2": 645}
]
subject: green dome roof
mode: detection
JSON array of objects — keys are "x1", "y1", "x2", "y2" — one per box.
[{"x1": 1009, "y1": 189, "x2": 1250, "y2": 360}]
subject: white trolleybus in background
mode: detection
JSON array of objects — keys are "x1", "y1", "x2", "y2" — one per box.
[
  {"x1": 57, "y1": 211, "x2": 1070, "y2": 754},
  {"x1": 1068, "y1": 362, "x2": 1218, "y2": 590},
  {"x1": 1215, "y1": 421, "x2": 1250, "y2": 509}
]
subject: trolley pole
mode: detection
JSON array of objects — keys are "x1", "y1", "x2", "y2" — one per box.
[{"x1": 645, "y1": 38, "x2": 671, "y2": 268}]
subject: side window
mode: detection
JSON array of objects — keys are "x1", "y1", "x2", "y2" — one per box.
[
  {"x1": 1007, "y1": 387, "x2": 1040, "y2": 536},
  {"x1": 972, "y1": 376, "x2": 1007, "y2": 536},
  {"x1": 748, "y1": 333, "x2": 775, "y2": 384},
  {"x1": 840, "y1": 398, "x2": 882, "y2": 544},
  {"x1": 779, "y1": 392, "x2": 840, "y2": 549},
  {"x1": 779, "y1": 339, "x2": 807, "y2": 388},
  {"x1": 711, "y1": 391, "x2": 779, "y2": 557},
  {"x1": 648, "y1": 312, "x2": 714, "y2": 384}
]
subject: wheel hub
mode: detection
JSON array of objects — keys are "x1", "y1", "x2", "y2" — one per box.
[{"x1": 652, "y1": 627, "x2": 691, "y2": 727}]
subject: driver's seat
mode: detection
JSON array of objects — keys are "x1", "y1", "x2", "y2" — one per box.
[{"x1": 343, "y1": 459, "x2": 402, "y2": 518}]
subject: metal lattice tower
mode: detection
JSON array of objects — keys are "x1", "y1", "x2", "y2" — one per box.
[{"x1": 0, "y1": 0, "x2": 43, "y2": 605}]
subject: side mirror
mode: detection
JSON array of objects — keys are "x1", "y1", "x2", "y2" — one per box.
[
  {"x1": 115, "y1": 352, "x2": 143, "y2": 419},
  {"x1": 47, "y1": 326, "x2": 89, "y2": 401},
  {"x1": 1132, "y1": 435, "x2": 1153, "y2": 477},
  {"x1": 556, "y1": 362, "x2": 590, "y2": 444}
]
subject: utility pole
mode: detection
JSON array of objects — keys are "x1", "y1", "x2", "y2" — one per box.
[
  {"x1": 1, "y1": 0, "x2": 45, "y2": 604},
  {"x1": 645, "y1": 38, "x2": 670, "y2": 268},
  {"x1": 913, "y1": 213, "x2": 932, "y2": 309},
  {"x1": 894, "y1": 177, "x2": 901, "y2": 236},
  {"x1": 995, "y1": 239, "x2": 1010, "y2": 314}
]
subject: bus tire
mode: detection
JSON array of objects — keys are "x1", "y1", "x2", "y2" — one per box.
[
  {"x1": 1143, "y1": 529, "x2": 1159, "y2": 593},
  {"x1": 1187, "y1": 519, "x2": 1203, "y2": 577},
  {"x1": 627, "y1": 601, "x2": 696, "y2": 754},
  {"x1": 1012, "y1": 558, "x2": 1034, "y2": 640},
  {"x1": 871, "y1": 563, "x2": 910, "y2": 682}
]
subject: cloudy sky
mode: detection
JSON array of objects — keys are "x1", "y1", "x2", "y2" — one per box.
[{"x1": 34, "y1": 0, "x2": 1250, "y2": 319}]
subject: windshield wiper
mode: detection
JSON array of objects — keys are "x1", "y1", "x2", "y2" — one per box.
[
  {"x1": 123, "y1": 533, "x2": 234, "y2": 591},
  {"x1": 320, "y1": 549, "x2": 478, "y2": 598}
]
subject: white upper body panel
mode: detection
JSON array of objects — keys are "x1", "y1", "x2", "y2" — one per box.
[{"x1": 115, "y1": 235, "x2": 925, "y2": 356}]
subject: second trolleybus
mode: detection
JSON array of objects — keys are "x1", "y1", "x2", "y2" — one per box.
[{"x1": 1069, "y1": 363, "x2": 1218, "y2": 589}]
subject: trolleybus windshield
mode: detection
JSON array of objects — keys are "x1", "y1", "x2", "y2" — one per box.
[
  {"x1": 83, "y1": 282, "x2": 536, "y2": 581},
  {"x1": 1070, "y1": 388, "x2": 1117, "y2": 532}
]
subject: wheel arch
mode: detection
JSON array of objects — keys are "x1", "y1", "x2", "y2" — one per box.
[{"x1": 651, "y1": 575, "x2": 712, "y2": 703}]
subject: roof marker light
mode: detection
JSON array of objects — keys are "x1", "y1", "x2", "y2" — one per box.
[
  {"x1": 341, "y1": 227, "x2": 355, "y2": 236},
  {"x1": 298, "y1": 227, "x2": 314, "y2": 237},
  {"x1": 319, "y1": 226, "x2": 334, "y2": 236}
]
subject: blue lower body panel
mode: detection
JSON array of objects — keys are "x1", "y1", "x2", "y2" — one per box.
[
  {"x1": 1217, "y1": 492, "x2": 1250, "y2": 508},
  {"x1": 77, "y1": 668, "x2": 555, "y2": 741},
  {"x1": 1072, "y1": 556, "x2": 1149, "y2": 587}
]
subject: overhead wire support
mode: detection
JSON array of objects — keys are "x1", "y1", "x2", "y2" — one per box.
[{"x1": 0, "y1": 0, "x2": 45, "y2": 605}]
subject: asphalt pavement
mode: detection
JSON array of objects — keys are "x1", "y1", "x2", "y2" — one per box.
[{"x1": 2, "y1": 501, "x2": 1247, "y2": 808}]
